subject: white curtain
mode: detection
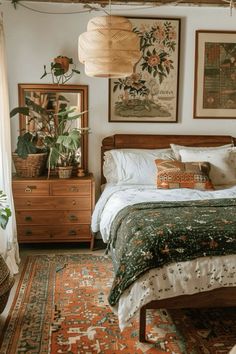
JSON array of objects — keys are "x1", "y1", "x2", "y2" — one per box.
[{"x1": 0, "y1": 14, "x2": 19, "y2": 274}]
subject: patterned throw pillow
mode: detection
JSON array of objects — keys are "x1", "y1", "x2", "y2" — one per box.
[{"x1": 155, "y1": 159, "x2": 214, "y2": 190}]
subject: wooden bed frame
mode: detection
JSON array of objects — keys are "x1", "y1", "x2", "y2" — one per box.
[{"x1": 101, "y1": 133, "x2": 236, "y2": 342}]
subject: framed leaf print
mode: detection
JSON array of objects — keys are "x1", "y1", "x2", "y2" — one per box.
[
  {"x1": 194, "y1": 30, "x2": 236, "y2": 119},
  {"x1": 109, "y1": 17, "x2": 181, "y2": 123}
]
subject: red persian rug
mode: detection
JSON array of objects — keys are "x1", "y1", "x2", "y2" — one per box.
[{"x1": 0, "y1": 254, "x2": 236, "y2": 354}]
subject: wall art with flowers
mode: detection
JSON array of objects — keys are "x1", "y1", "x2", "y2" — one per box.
[{"x1": 109, "y1": 17, "x2": 181, "y2": 123}]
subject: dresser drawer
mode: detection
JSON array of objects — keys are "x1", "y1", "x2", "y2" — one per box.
[
  {"x1": 17, "y1": 225, "x2": 91, "y2": 242},
  {"x1": 15, "y1": 210, "x2": 91, "y2": 224},
  {"x1": 51, "y1": 182, "x2": 91, "y2": 196},
  {"x1": 14, "y1": 196, "x2": 91, "y2": 210},
  {"x1": 13, "y1": 182, "x2": 50, "y2": 196}
]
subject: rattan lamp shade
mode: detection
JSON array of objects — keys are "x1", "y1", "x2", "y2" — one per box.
[{"x1": 78, "y1": 16, "x2": 141, "y2": 78}]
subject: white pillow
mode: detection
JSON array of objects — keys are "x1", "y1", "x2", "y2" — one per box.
[
  {"x1": 104, "y1": 148, "x2": 175, "y2": 185},
  {"x1": 179, "y1": 148, "x2": 236, "y2": 186},
  {"x1": 170, "y1": 143, "x2": 233, "y2": 160}
]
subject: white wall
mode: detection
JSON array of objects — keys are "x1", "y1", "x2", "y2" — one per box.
[{"x1": 1, "y1": 1, "x2": 236, "y2": 190}]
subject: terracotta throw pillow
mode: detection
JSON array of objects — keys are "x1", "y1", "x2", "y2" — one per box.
[{"x1": 155, "y1": 159, "x2": 214, "y2": 190}]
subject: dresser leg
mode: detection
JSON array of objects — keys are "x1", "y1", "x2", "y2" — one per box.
[{"x1": 90, "y1": 233, "x2": 95, "y2": 251}]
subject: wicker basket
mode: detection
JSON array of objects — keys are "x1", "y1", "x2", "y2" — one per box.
[
  {"x1": 0, "y1": 255, "x2": 15, "y2": 314},
  {"x1": 12, "y1": 152, "x2": 47, "y2": 178},
  {"x1": 58, "y1": 166, "x2": 73, "y2": 179}
]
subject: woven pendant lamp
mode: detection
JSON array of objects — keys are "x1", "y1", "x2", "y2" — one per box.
[{"x1": 78, "y1": 16, "x2": 141, "y2": 78}]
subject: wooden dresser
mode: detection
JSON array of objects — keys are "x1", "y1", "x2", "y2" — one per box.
[{"x1": 12, "y1": 174, "x2": 95, "y2": 249}]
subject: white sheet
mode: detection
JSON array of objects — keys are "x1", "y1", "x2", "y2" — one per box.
[
  {"x1": 92, "y1": 183, "x2": 236, "y2": 242},
  {"x1": 91, "y1": 184, "x2": 236, "y2": 330}
]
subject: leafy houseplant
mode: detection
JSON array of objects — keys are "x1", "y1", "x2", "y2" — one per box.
[
  {"x1": 41, "y1": 56, "x2": 80, "y2": 85},
  {"x1": 46, "y1": 107, "x2": 88, "y2": 178},
  {"x1": 0, "y1": 191, "x2": 12, "y2": 230},
  {"x1": 11, "y1": 96, "x2": 88, "y2": 179},
  {"x1": 10, "y1": 98, "x2": 49, "y2": 178}
]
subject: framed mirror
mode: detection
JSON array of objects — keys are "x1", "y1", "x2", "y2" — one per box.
[{"x1": 18, "y1": 83, "x2": 89, "y2": 173}]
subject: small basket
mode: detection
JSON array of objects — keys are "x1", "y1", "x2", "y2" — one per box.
[
  {"x1": 12, "y1": 153, "x2": 47, "y2": 178},
  {"x1": 58, "y1": 166, "x2": 73, "y2": 179}
]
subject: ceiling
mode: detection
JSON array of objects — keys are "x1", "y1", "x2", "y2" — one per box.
[{"x1": 21, "y1": 0, "x2": 226, "y2": 6}]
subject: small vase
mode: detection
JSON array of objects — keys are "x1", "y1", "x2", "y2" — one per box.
[{"x1": 58, "y1": 166, "x2": 73, "y2": 179}]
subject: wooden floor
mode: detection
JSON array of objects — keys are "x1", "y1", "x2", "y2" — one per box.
[{"x1": 0, "y1": 241, "x2": 106, "y2": 332}]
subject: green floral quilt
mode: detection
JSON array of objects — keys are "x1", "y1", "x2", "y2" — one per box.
[{"x1": 108, "y1": 198, "x2": 236, "y2": 306}]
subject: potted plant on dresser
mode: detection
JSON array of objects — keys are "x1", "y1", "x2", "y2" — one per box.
[
  {"x1": 11, "y1": 97, "x2": 88, "y2": 179},
  {"x1": 10, "y1": 99, "x2": 49, "y2": 178},
  {"x1": 46, "y1": 107, "x2": 88, "y2": 178}
]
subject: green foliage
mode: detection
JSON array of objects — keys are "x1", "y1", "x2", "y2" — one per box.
[
  {"x1": 0, "y1": 191, "x2": 11, "y2": 230},
  {"x1": 10, "y1": 94, "x2": 88, "y2": 176}
]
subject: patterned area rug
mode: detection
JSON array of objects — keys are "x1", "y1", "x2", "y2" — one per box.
[{"x1": 0, "y1": 254, "x2": 236, "y2": 354}]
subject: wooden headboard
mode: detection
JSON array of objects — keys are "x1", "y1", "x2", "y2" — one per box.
[{"x1": 101, "y1": 134, "x2": 235, "y2": 185}]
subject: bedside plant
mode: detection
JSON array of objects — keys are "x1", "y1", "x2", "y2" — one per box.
[{"x1": 41, "y1": 56, "x2": 80, "y2": 85}]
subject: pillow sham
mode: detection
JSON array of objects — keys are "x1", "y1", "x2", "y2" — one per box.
[
  {"x1": 170, "y1": 143, "x2": 233, "y2": 160},
  {"x1": 179, "y1": 148, "x2": 236, "y2": 186},
  {"x1": 155, "y1": 159, "x2": 214, "y2": 190},
  {"x1": 104, "y1": 148, "x2": 175, "y2": 185}
]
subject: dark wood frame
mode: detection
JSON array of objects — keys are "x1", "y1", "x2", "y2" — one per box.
[
  {"x1": 18, "y1": 83, "x2": 89, "y2": 173},
  {"x1": 101, "y1": 133, "x2": 236, "y2": 342},
  {"x1": 193, "y1": 30, "x2": 236, "y2": 119},
  {"x1": 108, "y1": 17, "x2": 181, "y2": 123}
]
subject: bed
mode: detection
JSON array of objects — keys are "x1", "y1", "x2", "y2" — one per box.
[{"x1": 91, "y1": 133, "x2": 236, "y2": 342}]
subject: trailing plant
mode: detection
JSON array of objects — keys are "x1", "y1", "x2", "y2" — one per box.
[
  {"x1": 41, "y1": 56, "x2": 80, "y2": 85},
  {"x1": 0, "y1": 191, "x2": 11, "y2": 230}
]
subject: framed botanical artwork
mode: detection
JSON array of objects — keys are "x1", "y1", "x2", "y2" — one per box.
[
  {"x1": 194, "y1": 30, "x2": 236, "y2": 119},
  {"x1": 109, "y1": 17, "x2": 181, "y2": 123}
]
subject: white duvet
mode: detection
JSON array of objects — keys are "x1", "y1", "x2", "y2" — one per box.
[{"x1": 91, "y1": 184, "x2": 236, "y2": 330}]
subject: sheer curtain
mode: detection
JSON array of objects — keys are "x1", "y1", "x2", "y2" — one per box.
[{"x1": 0, "y1": 14, "x2": 19, "y2": 274}]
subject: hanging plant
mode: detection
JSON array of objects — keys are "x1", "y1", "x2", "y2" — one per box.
[{"x1": 41, "y1": 56, "x2": 80, "y2": 85}]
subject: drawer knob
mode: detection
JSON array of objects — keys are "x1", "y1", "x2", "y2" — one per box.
[
  {"x1": 68, "y1": 230, "x2": 77, "y2": 236},
  {"x1": 25, "y1": 216, "x2": 32, "y2": 222},
  {"x1": 69, "y1": 215, "x2": 78, "y2": 221},
  {"x1": 25, "y1": 230, "x2": 32, "y2": 236},
  {"x1": 26, "y1": 201, "x2": 31, "y2": 206},
  {"x1": 69, "y1": 186, "x2": 79, "y2": 192},
  {"x1": 72, "y1": 200, "x2": 76, "y2": 206},
  {"x1": 25, "y1": 187, "x2": 32, "y2": 193}
]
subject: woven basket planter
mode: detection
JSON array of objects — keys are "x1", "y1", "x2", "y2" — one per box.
[
  {"x1": 12, "y1": 152, "x2": 47, "y2": 178},
  {"x1": 0, "y1": 255, "x2": 15, "y2": 314},
  {"x1": 58, "y1": 166, "x2": 73, "y2": 179}
]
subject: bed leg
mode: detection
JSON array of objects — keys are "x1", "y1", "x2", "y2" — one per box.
[{"x1": 139, "y1": 306, "x2": 147, "y2": 342}]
